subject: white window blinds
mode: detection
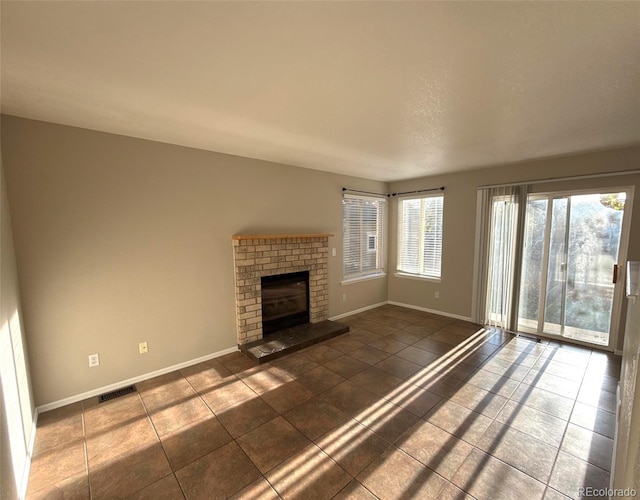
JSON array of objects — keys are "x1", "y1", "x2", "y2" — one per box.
[
  {"x1": 397, "y1": 195, "x2": 444, "y2": 278},
  {"x1": 342, "y1": 194, "x2": 386, "y2": 280}
]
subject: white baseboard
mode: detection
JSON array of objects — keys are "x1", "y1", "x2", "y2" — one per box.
[
  {"x1": 329, "y1": 301, "x2": 388, "y2": 321},
  {"x1": 36, "y1": 301, "x2": 471, "y2": 414},
  {"x1": 36, "y1": 346, "x2": 239, "y2": 414},
  {"x1": 19, "y1": 408, "x2": 38, "y2": 500},
  {"x1": 387, "y1": 301, "x2": 473, "y2": 322},
  {"x1": 329, "y1": 300, "x2": 473, "y2": 323}
]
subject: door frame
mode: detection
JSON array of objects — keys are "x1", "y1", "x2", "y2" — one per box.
[{"x1": 517, "y1": 186, "x2": 634, "y2": 351}]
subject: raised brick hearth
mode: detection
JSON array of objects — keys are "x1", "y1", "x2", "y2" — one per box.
[{"x1": 232, "y1": 234, "x2": 332, "y2": 345}]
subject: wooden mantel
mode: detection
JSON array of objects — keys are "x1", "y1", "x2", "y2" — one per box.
[{"x1": 232, "y1": 233, "x2": 333, "y2": 240}]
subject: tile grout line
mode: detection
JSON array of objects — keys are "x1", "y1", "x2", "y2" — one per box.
[
  {"x1": 325, "y1": 311, "x2": 446, "y2": 498},
  {"x1": 182, "y1": 358, "x2": 293, "y2": 498},
  {"x1": 329, "y1": 313, "x2": 617, "y2": 498},
  {"x1": 542, "y1": 346, "x2": 592, "y2": 499},
  {"x1": 80, "y1": 403, "x2": 93, "y2": 500},
  {"x1": 352, "y1": 317, "x2": 509, "y2": 497},
  {"x1": 425, "y1": 329, "x2": 554, "y2": 497},
  {"x1": 436, "y1": 326, "x2": 523, "y2": 494},
  {"x1": 483, "y1": 338, "x2": 557, "y2": 497},
  {"x1": 251, "y1": 314, "x2": 430, "y2": 497},
  {"x1": 26, "y1": 306, "x2": 618, "y2": 499},
  {"x1": 549, "y1": 348, "x2": 616, "y2": 474},
  {"x1": 135, "y1": 390, "x2": 188, "y2": 499}
]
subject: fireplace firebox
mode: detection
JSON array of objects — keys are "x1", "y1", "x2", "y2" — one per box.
[{"x1": 261, "y1": 271, "x2": 310, "y2": 335}]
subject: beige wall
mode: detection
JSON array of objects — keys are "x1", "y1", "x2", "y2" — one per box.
[
  {"x1": 1, "y1": 116, "x2": 388, "y2": 407},
  {"x1": 389, "y1": 147, "x2": 640, "y2": 351},
  {"x1": 2, "y1": 114, "x2": 638, "y2": 410},
  {"x1": 0, "y1": 135, "x2": 34, "y2": 500}
]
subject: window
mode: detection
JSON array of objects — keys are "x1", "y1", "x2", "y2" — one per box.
[
  {"x1": 397, "y1": 194, "x2": 444, "y2": 279},
  {"x1": 342, "y1": 194, "x2": 386, "y2": 281}
]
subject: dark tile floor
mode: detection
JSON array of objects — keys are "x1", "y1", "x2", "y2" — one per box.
[{"x1": 26, "y1": 305, "x2": 620, "y2": 499}]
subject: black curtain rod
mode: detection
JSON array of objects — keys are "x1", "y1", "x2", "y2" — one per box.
[
  {"x1": 342, "y1": 187, "x2": 390, "y2": 197},
  {"x1": 391, "y1": 186, "x2": 445, "y2": 197}
]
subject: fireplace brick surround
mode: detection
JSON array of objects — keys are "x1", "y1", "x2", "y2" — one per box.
[{"x1": 232, "y1": 234, "x2": 332, "y2": 344}]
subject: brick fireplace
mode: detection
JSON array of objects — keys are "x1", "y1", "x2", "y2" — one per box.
[{"x1": 232, "y1": 234, "x2": 331, "y2": 345}]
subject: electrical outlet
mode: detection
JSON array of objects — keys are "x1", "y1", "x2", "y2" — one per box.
[
  {"x1": 342, "y1": 293, "x2": 347, "y2": 302},
  {"x1": 434, "y1": 291, "x2": 440, "y2": 299},
  {"x1": 139, "y1": 341, "x2": 149, "y2": 354},
  {"x1": 88, "y1": 353, "x2": 100, "y2": 367},
  {"x1": 331, "y1": 248, "x2": 337, "y2": 257}
]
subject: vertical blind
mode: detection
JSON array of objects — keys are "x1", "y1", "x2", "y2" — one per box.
[
  {"x1": 342, "y1": 194, "x2": 386, "y2": 280},
  {"x1": 397, "y1": 195, "x2": 444, "y2": 278},
  {"x1": 475, "y1": 185, "x2": 528, "y2": 330}
]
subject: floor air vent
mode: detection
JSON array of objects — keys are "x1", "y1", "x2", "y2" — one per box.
[{"x1": 98, "y1": 385, "x2": 137, "y2": 403}]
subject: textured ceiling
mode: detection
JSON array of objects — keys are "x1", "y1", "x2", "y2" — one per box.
[{"x1": 2, "y1": 1, "x2": 639, "y2": 181}]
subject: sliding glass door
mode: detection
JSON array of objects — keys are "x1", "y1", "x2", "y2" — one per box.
[{"x1": 517, "y1": 191, "x2": 628, "y2": 346}]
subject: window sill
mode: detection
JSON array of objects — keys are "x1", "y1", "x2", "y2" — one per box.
[
  {"x1": 341, "y1": 273, "x2": 387, "y2": 286},
  {"x1": 393, "y1": 272, "x2": 441, "y2": 283}
]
